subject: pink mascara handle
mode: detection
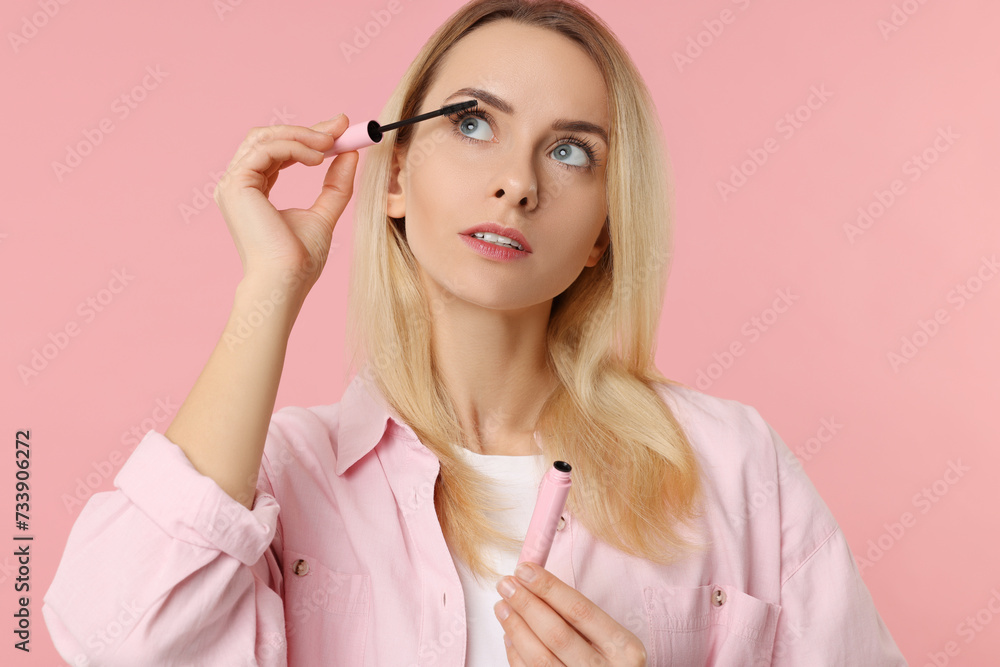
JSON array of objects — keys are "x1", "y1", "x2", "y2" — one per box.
[
  {"x1": 322, "y1": 120, "x2": 383, "y2": 157},
  {"x1": 518, "y1": 461, "x2": 572, "y2": 568}
]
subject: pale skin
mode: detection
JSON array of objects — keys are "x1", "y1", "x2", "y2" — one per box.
[
  {"x1": 386, "y1": 19, "x2": 609, "y2": 458},
  {"x1": 386, "y1": 19, "x2": 646, "y2": 666}
]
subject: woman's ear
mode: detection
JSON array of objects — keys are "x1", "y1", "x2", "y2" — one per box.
[
  {"x1": 387, "y1": 145, "x2": 407, "y2": 219},
  {"x1": 585, "y1": 217, "x2": 611, "y2": 267}
]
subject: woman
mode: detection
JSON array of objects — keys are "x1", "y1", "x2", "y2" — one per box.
[{"x1": 42, "y1": 0, "x2": 908, "y2": 665}]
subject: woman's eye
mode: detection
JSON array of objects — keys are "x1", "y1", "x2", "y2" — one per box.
[
  {"x1": 453, "y1": 113, "x2": 594, "y2": 170},
  {"x1": 550, "y1": 143, "x2": 589, "y2": 168},
  {"x1": 457, "y1": 115, "x2": 494, "y2": 141}
]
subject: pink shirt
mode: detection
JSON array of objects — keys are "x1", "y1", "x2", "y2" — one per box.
[{"x1": 43, "y1": 372, "x2": 908, "y2": 665}]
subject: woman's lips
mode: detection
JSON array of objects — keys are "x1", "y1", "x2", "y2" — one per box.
[{"x1": 459, "y1": 234, "x2": 531, "y2": 261}]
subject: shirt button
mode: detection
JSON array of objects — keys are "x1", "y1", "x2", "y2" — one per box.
[
  {"x1": 292, "y1": 559, "x2": 310, "y2": 576},
  {"x1": 712, "y1": 587, "x2": 726, "y2": 607},
  {"x1": 556, "y1": 516, "x2": 566, "y2": 531}
]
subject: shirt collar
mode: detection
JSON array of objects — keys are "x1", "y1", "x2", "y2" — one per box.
[
  {"x1": 334, "y1": 370, "x2": 414, "y2": 476},
  {"x1": 333, "y1": 370, "x2": 554, "y2": 475}
]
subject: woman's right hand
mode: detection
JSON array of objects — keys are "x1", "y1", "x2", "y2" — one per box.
[{"x1": 213, "y1": 114, "x2": 359, "y2": 293}]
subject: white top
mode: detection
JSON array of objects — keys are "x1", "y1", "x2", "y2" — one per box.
[{"x1": 450, "y1": 446, "x2": 549, "y2": 665}]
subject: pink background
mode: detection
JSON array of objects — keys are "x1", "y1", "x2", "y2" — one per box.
[{"x1": 3, "y1": 0, "x2": 998, "y2": 664}]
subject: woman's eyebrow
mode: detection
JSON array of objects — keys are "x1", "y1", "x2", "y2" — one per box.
[{"x1": 443, "y1": 87, "x2": 609, "y2": 146}]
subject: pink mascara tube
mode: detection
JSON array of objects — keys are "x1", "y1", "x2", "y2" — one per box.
[
  {"x1": 517, "y1": 461, "x2": 572, "y2": 568},
  {"x1": 322, "y1": 99, "x2": 478, "y2": 157}
]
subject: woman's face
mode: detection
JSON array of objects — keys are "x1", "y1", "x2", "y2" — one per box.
[{"x1": 387, "y1": 20, "x2": 611, "y2": 312}]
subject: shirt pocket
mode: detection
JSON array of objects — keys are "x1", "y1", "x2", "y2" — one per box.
[
  {"x1": 644, "y1": 583, "x2": 781, "y2": 667},
  {"x1": 282, "y1": 548, "x2": 371, "y2": 665}
]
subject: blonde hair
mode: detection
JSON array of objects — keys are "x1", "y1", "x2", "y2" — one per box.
[{"x1": 344, "y1": 0, "x2": 709, "y2": 583}]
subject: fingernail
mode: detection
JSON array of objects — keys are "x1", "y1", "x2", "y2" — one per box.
[
  {"x1": 330, "y1": 113, "x2": 344, "y2": 122},
  {"x1": 498, "y1": 577, "x2": 515, "y2": 598},
  {"x1": 495, "y1": 601, "x2": 510, "y2": 621},
  {"x1": 503, "y1": 634, "x2": 512, "y2": 648},
  {"x1": 515, "y1": 562, "x2": 536, "y2": 582}
]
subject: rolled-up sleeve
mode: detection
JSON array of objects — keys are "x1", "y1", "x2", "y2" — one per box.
[
  {"x1": 763, "y1": 421, "x2": 909, "y2": 666},
  {"x1": 42, "y1": 429, "x2": 288, "y2": 667}
]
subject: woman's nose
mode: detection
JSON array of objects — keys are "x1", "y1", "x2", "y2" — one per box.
[{"x1": 492, "y1": 151, "x2": 539, "y2": 210}]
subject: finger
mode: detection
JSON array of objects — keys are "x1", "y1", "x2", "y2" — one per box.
[
  {"x1": 223, "y1": 139, "x2": 325, "y2": 196},
  {"x1": 228, "y1": 125, "x2": 278, "y2": 171},
  {"x1": 495, "y1": 580, "x2": 584, "y2": 666},
  {"x1": 227, "y1": 125, "x2": 284, "y2": 174},
  {"x1": 511, "y1": 562, "x2": 627, "y2": 649},
  {"x1": 501, "y1": 633, "x2": 519, "y2": 666},
  {"x1": 307, "y1": 149, "x2": 358, "y2": 227},
  {"x1": 218, "y1": 144, "x2": 314, "y2": 200},
  {"x1": 503, "y1": 634, "x2": 530, "y2": 667},
  {"x1": 310, "y1": 114, "x2": 349, "y2": 132},
  {"x1": 256, "y1": 118, "x2": 353, "y2": 194},
  {"x1": 233, "y1": 120, "x2": 344, "y2": 167},
  {"x1": 269, "y1": 116, "x2": 350, "y2": 195},
  {"x1": 495, "y1": 600, "x2": 565, "y2": 667},
  {"x1": 227, "y1": 119, "x2": 346, "y2": 184}
]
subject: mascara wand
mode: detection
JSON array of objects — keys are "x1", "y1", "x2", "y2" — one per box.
[{"x1": 322, "y1": 99, "x2": 478, "y2": 158}]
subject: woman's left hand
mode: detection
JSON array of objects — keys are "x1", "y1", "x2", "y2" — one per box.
[{"x1": 494, "y1": 561, "x2": 647, "y2": 666}]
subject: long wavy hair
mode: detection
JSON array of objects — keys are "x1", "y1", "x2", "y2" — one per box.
[{"x1": 343, "y1": 0, "x2": 709, "y2": 583}]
